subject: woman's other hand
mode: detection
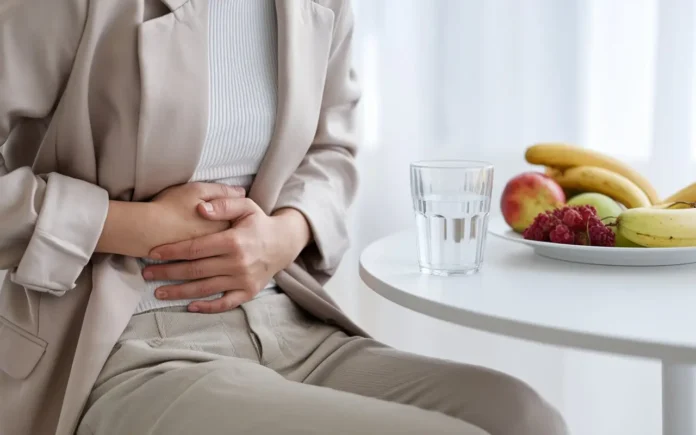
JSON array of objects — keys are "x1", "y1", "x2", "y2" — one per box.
[
  {"x1": 148, "y1": 182, "x2": 244, "y2": 245},
  {"x1": 142, "y1": 198, "x2": 311, "y2": 313},
  {"x1": 96, "y1": 183, "x2": 245, "y2": 258}
]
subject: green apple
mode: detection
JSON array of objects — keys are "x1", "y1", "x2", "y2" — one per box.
[{"x1": 567, "y1": 192, "x2": 641, "y2": 247}]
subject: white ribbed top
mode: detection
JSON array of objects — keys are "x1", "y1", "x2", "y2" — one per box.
[{"x1": 135, "y1": 0, "x2": 279, "y2": 314}]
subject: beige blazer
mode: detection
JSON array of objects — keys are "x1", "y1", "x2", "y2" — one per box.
[{"x1": 0, "y1": 1, "x2": 368, "y2": 434}]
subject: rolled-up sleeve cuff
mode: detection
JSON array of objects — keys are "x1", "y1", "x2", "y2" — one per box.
[
  {"x1": 10, "y1": 174, "x2": 109, "y2": 296},
  {"x1": 274, "y1": 184, "x2": 349, "y2": 274}
]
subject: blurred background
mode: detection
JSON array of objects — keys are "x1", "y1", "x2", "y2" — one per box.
[{"x1": 327, "y1": 1, "x2": 696, "y2": 434}]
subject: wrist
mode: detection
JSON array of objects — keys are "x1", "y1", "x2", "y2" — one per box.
[
  {"x1": 271, "y1": 208, "x2": 312, "y2": 263},
  {"x1": 96, "y1": 201, "x2": 156, "y2": 257}
]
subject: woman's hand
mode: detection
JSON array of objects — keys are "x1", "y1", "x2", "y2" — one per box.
[
  {"x1": 142, "y1": 198, "x2": 311, "y2": 313},
  {"x1": 96, "y1": 183, "x2": 245, "y2": 258},
  {"x1": 147, "y1": 182, "x2": 242, "y2": 246}
]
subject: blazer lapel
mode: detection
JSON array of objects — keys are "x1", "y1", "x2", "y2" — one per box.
[
  {"x1": 133, "y1": 0, "x2": 209, "y2": 200},
  {"x1": 160, "y1": 0, "x2": 189, "y2": 10},
  {"x1": 249, "y1": 0, "x2": 336, "y2": 212}
]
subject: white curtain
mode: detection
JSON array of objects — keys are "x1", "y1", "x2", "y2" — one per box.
[{"x1": 327, "y1": 1, "x2": 696, "y2": 434}]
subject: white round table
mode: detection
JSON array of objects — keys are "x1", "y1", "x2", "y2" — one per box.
[{"x1": 359, "y1": 230, "x2": 696, "y2": 435}]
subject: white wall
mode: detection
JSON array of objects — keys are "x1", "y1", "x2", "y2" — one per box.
[{"x1": 330, "y1": 1, "x2": 692, "y2": 433}]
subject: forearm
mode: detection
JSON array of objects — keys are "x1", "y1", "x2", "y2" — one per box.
[{"x1": 95, "y1": 201, "x2": 154, "y2": 257}]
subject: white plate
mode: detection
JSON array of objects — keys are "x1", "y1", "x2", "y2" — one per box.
[{"x1": 487, "y1": 216, "x2": 696, "y2": 267}]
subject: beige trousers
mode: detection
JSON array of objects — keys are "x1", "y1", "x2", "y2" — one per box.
[{"x1": 77, "y1": 293, "x2": 567, "y2": 435}]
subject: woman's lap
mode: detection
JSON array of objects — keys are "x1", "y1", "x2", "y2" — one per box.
[
  {"x1": 77, "y1": 293, "x2": 566, "y2": 435},
  {"x1": 78, "y1": 358, "x2": 484, "y2": 435}
]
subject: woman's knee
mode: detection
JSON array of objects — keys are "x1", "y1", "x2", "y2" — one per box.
[
  {"x1": 436, "y1": 364, "x2": 568, "y2": 435},
  {"x1": 488, "y1": 371, "x2": 567, "y2": 435}
]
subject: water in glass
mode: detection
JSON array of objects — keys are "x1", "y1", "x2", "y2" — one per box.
[{"x1": 410, "y1": 161, "x2": 494, "y2": 275}]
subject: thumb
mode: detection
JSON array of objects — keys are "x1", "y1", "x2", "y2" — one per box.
[
  {"x1": 198, "y1": 197, "x2": 256, "y2": 221},
  {"x1": 197, "y1": 183, "x2": 246, "y2": 202}
]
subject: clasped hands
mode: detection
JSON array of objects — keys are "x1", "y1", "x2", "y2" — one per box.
[{"x1": 141, "y1": 182, "x2": 311, "y2": 314}]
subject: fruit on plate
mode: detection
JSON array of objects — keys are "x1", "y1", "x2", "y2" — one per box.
[
  {"x1": 523, "y1": 205, "x2": 615, "y2": 246},
  {"x1": 614, "y1": 202, "x2": 696, "y2": 247},
  {"x1": 544, "y1": 166, "x2": 651, "y2": 209},
  {"x1": 614, "y1": 230, "x2": 642, "y2": 248},
  {"x1": 544, "y1": 167, "x2": 583, "y2": 198},
  {"x1": 662, "y1": 182, "x2": 696, "y2": 204},
  {"x1": 567, "y1": 193, "x2": 622, "y2": 221},
  {"x1": 525, "y1": 143, "x2": 660, "y2": 204},
  {"x1": 566, "y1": 192, "x2": 640, "y2": 247},
  {"x1": 500, "y1": 172, "x2": 566, "y2": 233}
]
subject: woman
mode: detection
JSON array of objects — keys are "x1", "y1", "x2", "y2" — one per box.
[{"x1": 0, "y1": 1, "x2": 568, "y2": 434}]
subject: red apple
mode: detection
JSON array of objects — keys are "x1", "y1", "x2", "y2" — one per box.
[{"x1": 501, "y1": 172, "x2": 566, "y2": 233}]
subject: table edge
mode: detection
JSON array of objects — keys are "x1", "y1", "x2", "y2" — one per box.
[{"x1": 358, "y1": 232, "x2": 696, "y2": 363}]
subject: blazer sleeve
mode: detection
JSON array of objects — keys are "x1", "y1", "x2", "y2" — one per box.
[
  {"x1": 273, "y1": 0, "x2": 361, "y2": 277},
  {"x1": 0, "y1": 0, "x2": 109, "y2": 296}
]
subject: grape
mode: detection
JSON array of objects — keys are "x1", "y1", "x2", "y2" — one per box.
[
  {"x1": 522, "y1": 204, "x2": 614, "y2": 247},
  {"x1": 578, "y1": 205, "x2": 597, "y2": 222},
  {"x1": 588, "y1": 223, "x2": 616, "y2": 247},
  {"x1": 586, "y1": 215, "x2": 602, "y2": 228},
  {"x1": 538, "y1": 212, "x2": 561, "y2": 232},
  {"x1": 523, "y1": 223, "x2": 546, "y2": 241},
  {"x1": 561, "y1": 209, "x2": 585, "y2": 231},
  {"x1": 549, "y1": 224, "x2": 574, "y2": 244},
  {"x1": 550, "y1": 208, "x2": 566, "y2": 220}
]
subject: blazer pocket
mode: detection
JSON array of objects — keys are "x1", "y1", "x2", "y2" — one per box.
[{"x1": 0, "y1": 316, "x2": 47, "y2": 380}]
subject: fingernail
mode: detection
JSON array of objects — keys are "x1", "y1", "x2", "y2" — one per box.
[
  {"x1": 203, "y1": 203, "x2": 214, "y2": 214},
  {"x1": 155, "y1": 290, "x2": 167, "y2": 299},
  {"x1": 188, "y1": 305, "x2": 200, "y2": 312},
  {"x1": 143, "y1": 271, "x2": 154, "y2": 280}
]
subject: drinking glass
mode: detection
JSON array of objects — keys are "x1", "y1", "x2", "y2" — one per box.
[{"x1": 410, "y1": 160, "x2": 494, "y2": 276}]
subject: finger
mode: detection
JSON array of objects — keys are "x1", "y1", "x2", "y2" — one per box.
[
  {"x1": 194, "y1": 182, "x2": 246, "y2": 202},
  {"x1": 154, "y1": 276, "x2": 241, "y2": 301},
  {"x1": 189, "y1": 290, "x2": 251, "y2": 313},
  {"x1": 149, "y1": 230, "x2": 243, "y2": 261},
  {"x1": 198, "y1": 197, "x2": 257, "y2": 221},
  {"x1": 143, "y1": 256, "x2": 242, "y2": 281}
]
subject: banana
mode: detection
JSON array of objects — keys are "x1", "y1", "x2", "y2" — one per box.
[
  {"x1": 619, "y1": 227, "x2": 696, "y2": 247},
  {"x1": 526, "y1": 143, "x2": 660, "y2": 204},
  {"x1": 546, "y1": 166, "x2": 651, "y2": 209},
  {"x1": 651, "y1": 201, "x2": 696, "y2": 210},
  {"x1": 662, "y1": 182, "x2": 696, "y2": 204},
  {"x1": 544, "y1": 166, "x2": 561, "y2": 178},
  {"x1": 616, "y1": 204, "x2": 696, "y2": 247},
  {"x1": 544, "y1": 167, "x2": 584, "y2": 198}
]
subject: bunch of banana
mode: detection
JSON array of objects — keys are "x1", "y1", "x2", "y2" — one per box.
[
  {"x1": 615, "y1": 202, "x2": 696, "y2": 247},
  {"x1": 526, "y1": 143, "x2": 661, "y2": 206}
]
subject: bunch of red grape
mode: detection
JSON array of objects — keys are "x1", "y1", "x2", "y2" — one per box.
[{"x1": 522, "y1": 205, "x2": 615, "y2": 247}]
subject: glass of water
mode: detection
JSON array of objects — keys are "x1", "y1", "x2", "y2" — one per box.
[{"x1": 410, "y1": 160, "x2": 494, "y2": 276}]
